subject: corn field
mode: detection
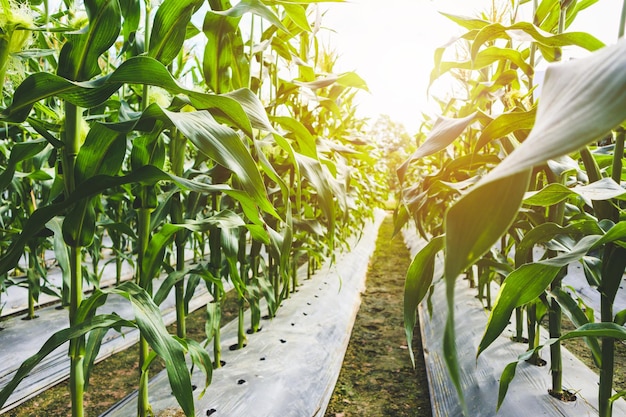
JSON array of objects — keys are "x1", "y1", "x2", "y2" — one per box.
[{"x1": 2, "y1": 0, "x2": 626, "y2": 416}]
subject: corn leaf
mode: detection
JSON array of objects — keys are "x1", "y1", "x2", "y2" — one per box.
[
  {"x1": 550, "y1": 287, "x2": 601, "y2": 366},
  {"x1": 404, "y1": 235, "x2": 444, "y2": 366},
  {"x1": 497, "y1": 361, "x2": 518, "y2": 411},
  {"x1": 397, "y1": 112, "x2": 477, "y2": 183},
  {"x1": 0, "y1": 314, "x2": 135, "y2": 409},
  {"x1": 162, "y1": 109, "x2": 279, "y2": 219},
  {"x1": 0, "y1": 139, "x2": 48, "y2": 190},
  {"x1": 75, "y1": 123, "x2": 126, "y2": 183},
  {"x1": 477, "y1": 235, "x2": 601, "y2": 357},
  {"x1": 523, "y1": 178, "x2": 626, "y2": 206},
  {"x1": 477, "y1": 39, "x2": 626, "y2": 188},
  {"x1": 57, "y1": 0, "x2": 121, "y2": 81},
  {"x1": 476, "y1": 108, "x2": 536, "y2": 151},
  {"x1": 149, "y1": 0, "x2": 203, "y2": 65},
  {"x1": 470, "y1": 21, "x2": 604, "y2": 62},
  {"x1": 114, "y1": 281, "x2": 194, "y2": 416}
]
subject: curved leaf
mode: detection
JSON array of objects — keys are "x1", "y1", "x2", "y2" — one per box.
[
  {"x1": 114, "y1": 282, "x2": 194, "y2": 416},
  {"x1": 404, "y1": 235, "x2": 444, "y2": 366},
  {"x1": 57, "y1": 0, "x2": 121, "y2": 81},
  {"x1": 0, "y1": 314, "x2": 134, "y2": 409},
  {"x1": 524, "y1": 178, "x2": 626, "y2": 207},
  {"x1": 0, "y1": 139, "x2": 48, "y2": 190},
  {"x1": 470, "y1": 21, "x2": 604, "y2": 62},
  {"x1": 149, "y1": 0, "x2": 203, "y2": 65},
  {"x1": 397, "y1": 112, "x2": 477, "y2": 183},
  {"x1": 478, "y1": 38, "x2": 626, "y2": 188},
  {"x1": 477, "y1": 235, "x2": 601, "y2": 357},
  {"x1": 476, "y1": 108, "x2": 536, "y2": 151},
  {"x1": 162, "y1": 109, "x2": 278, "y2": 218}
]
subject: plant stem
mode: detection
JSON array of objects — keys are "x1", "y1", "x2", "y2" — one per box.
[
  {"x1": 136, "y1": 206, "x2": 151, "y2": 417},
  {"x1": 63, "y1": 101, "x2": 86, "y2": 417},
  {"x1": 599, "y1": 281, "x2": 615, "y2": 417},
  {"x1": 68, "y1": 246, "x2": 84, "y2": 417},
  {"x1": 171, "y1": 130, "x2": 187, "y2": 339}
]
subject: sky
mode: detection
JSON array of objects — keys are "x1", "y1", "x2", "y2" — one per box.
[{"x1": 319, "y1": 0, "x2": 623, "y2": 134}]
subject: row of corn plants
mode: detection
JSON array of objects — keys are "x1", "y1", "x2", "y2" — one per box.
[
  {"x1": 0, "y1": 0, "x2": 386, "y2": 416},
  {"x1": 399, "y1": 0, "x2": 626, "y2": 415}
]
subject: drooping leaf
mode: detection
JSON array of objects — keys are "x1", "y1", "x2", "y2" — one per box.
[
  {"x1": 523, "y1": 178, "x2": 626, "y2": 206},
  {"x1": 404, "y1": 235, "x2": 444, "y2": 366},
  {"x1": 477, "y1": 235, "x2": 601, "y2": 357},
  {"x1": 469, "y1": 21, "x2": 604, "y2": 62},
  {"x1": 0, "y1": 139, "x2": 48, "y2": 190},
  {"x1": 477, "y1": 38, "x2": 626, "y2": 188},
  {"x1": 75, "y1": 123, "x2": 127, "y2": 184},
  {"x1": 114, "y1": 281, "x2": 194, "y2": 416},
  {"x1": 497, "y1": 361, "x2": 518, "y2": 411},
  {"x1": 0, "y1": 314, "x2": 135, "y2": 409},
  {"x1": 162, "y1": 109, "x2": 279, "y2": 218},
  {"x1": 0, "y1": 165, "x2": 266, "y2": 274},
  {"x1": 550, "y1": 287, "x2": 601, "y2": 366},
  {"x1": 216, "y1": 0, "x2": 289, "y2": 33},
  {"x1": 445, "y1": 171, "x2": 531, "y2": 283},
  {"x1": 476, "y1": 108, "x2": 536, "y2": 151},
  {"x1": 397, "y1": 112, "x2": 477, "y2": 183}
]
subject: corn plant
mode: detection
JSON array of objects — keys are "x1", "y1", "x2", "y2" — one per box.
[
  {"x1": 400, "y1": 0, "x2": 626, "y2": 415},
  {"x1": 0, "y1": 1, "x2": 387, "y2": 417}
]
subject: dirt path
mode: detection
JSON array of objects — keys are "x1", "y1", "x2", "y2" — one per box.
[{"x1": 325, "y1": 214, "x2": 432, "y2": 417}]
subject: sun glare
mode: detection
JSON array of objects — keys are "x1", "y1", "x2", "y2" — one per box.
[{"x1": 321, "y1": 0, "x2": 621, "y2": 134}]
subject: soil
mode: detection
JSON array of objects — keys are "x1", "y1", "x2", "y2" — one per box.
[{"x1": 324, "y1": 215, "x2": 432, "y2": 417}]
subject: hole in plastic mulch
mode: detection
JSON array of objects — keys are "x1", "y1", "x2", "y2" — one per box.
[
  {"x1": 206, "y1": 408, "x2": 217, "y2": 416},
  {"x1": 237, "y1": 379, "x2": 246, "y2": 385},
  {"x1": 229, "y1": 343, "x2": 247, "y2": 351}
]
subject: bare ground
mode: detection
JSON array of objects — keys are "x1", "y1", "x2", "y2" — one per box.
[{"x1": 324, "y1": 214, "x2": 432, "y2": 417}]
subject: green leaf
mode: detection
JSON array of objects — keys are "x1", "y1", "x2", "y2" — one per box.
[
  {"x1": 497, "y1": 361, "x2": 518, "y2": 411},
  {"x1": 75, "y1": 123, "x2": 126, "y2": 184},
  {"x1": 57, "y1": 0, "x2": 121, "y2": 81},
  {"x1": 550, "y1": 287, "x2": 601, "y2": 366},
  {"x1": 445, "y1": 171, "x2": 531, "y2": 283},
  {"x1": 477, "y1": 235, "x2": 601, "y2": 357},
  {"x1": 3, "y1": 56, "x2": 253, "y2": 136},
  {"x1": 114, "y1": 282, "x2": 195, "y2": 416},
  {"x1": 0, "y1": 166, "x2": 264, "y2": 274},
  {"x1": 223, "y1": 88, "x2": 275, "y2": 133},
  {"x1": 181, "y1": 337, "x2": 213, "y2": 397},
  {"x1": 397, "y1": 112, "x2": 477, "y2": 183},
  {"x1": 404, "y1": 235, "x2": 444, "y2": 366},
  {"x1": 282, "y1": 3, "x2": 311, "y2": 32},
  {"x1": 560, "y1": 322, "x2": 626, "y2": 341},
  {"x1": 271, "y1": 115, "x2": 318, "y2": 158},
  {"x1": 162, "y1": 109, "x2": 278, "y2": 218},
  {"x1": 440, "y1": 12, "x2": 489, "y2": 31},
  {"x1": 149, "y1": 0, "x2": 203, "y2": 65},
  {"x1": 523, "y1": 178, "x2": 626, "y2": 206},
  {"x1": 476, "y1": 38, "x2": 626, "y2": 188},
  {"x1": 470, "y1": 21, "x2": 604, "y2": 62},
  {"x1": 0, "y1": 314, "x2": 134, "y2": 409},
  {"x1": 476, "y1": 108, "x2": 536, "y2": 151},
  {"x1": 0, "y1": 139, "x2": 48, "y2": 190},
  {"x1": 217, "y1": 0, "x2": 289, "y2": 33}
]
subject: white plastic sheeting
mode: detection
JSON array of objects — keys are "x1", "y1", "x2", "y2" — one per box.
[
  {"x1": 403, "y1": 227, "x2": 626, "y2": 416},
  {"x1": 102, "y1": 210, "x2": 386, "y2": 417}
]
